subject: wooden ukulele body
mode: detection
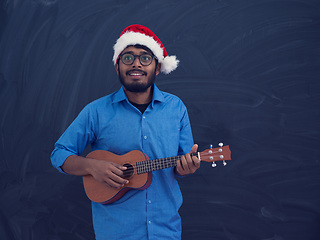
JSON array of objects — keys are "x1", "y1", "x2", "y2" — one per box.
[{"x1": 83, "y1": 150, "x2": 152, "y2": 204}]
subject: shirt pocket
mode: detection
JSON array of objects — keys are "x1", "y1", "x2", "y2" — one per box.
[{"x1": 152, "y1": 115, "x2": 180, "y2": 152}]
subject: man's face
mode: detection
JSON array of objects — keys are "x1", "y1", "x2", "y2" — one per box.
[{"x1": 115, "y1": 46, "x2": 161, "y2": 93}]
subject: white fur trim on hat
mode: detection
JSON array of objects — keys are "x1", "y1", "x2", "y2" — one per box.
[
  {"x1": 161, "y1": 55, "x2": 179, "y2": 74},
  {"x1": 113, "y1": 31, "x2": 179, "y2": 74}
]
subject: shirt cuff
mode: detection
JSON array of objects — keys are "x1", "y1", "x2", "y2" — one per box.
[{"x1": 51, "y1": 149, "x2": 76, "y2": 174}]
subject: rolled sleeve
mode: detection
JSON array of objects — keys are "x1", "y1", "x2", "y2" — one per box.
[
  {"x1": 50, "y1": 144, "x2": 77, "y2": 174},
  {"x1": 50, "y1": 105, "x2": 96, "y2": 174}
]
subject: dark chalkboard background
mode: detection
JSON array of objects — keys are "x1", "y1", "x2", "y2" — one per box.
[{"x1": 1, "y1": 0, "x2": 320, "y2": 239}]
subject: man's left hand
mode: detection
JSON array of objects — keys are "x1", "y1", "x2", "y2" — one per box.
[{"x1": 175, "y1": 144, "x2": 201, "y2": 176}]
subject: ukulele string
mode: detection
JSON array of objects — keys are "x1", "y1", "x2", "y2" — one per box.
[
  {"x1": 123, "y1": 150, "x2": 224, "y2": 173},
  {"x1": 187, "y1": 152, "x2": 223, "y2": 158},
  {"x1": 123, "y1": 156, "x2": 181, "y2": 173}
]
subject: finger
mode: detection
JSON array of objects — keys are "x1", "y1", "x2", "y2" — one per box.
[
  {"x1": 180, "y1": 155, "x2": 190, "y2": 173},
  {"x1": 105, "y1": 178, "x2": 126, "y2": 189},
  {"x1": 192, "y1": 155, "x2": 201, "y2": 166},
  {"x1": 183, "y1": 151, "x2": 198, "y2": 173},
  {"x1": 112, "y1": 162, "x2": 127, "y2": 171},
  {"x1": 106, "y1": 173, "x2": 129, "y2": 188},
  {"x1": 106, "y1": 161, "x2": 129, "y2": 177},
  {"x1": 104, "y1": 164, "x2": 129, "y2": 185},
  {"x1": 110, "y1": 172, "x2": 129, "y2": 184},
  {"x1": 186, "y1": 153, "x2": 198, "y2": 173},
  {"x1": 185, "y1": 151, "x2": 195, "y2": 165},
  {"x1": 110, "y1": 165, "x2": 127, "y2": 177},
  {"x1": 190, "y1": 144, "x2": 200, "y2": 167},
  {"x1": 175, "y1": 158, "x2": 183, "y2": 175},
  {"x1": 176, "y1": 159, "x2": 186, "y2": 176},
  {"x1": 189, "y1": 159, "x2": 200, "y2": 174}
]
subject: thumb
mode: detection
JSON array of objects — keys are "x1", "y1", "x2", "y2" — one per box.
[{"x1": 190, "y1": 144, "x2": 198, "y2": 153}]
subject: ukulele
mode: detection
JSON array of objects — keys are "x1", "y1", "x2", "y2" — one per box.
[{"x1": 83, "y1": 143, "x2": 231, "y2": 204}]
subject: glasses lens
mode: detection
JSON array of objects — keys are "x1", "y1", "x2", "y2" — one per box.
[
  {"x1": 140, "y1": 54, "x2": 152, "y2": 66},
  {"x1": 121, "y1": 54, "x2": 134, "y2": 65},
  {"x1": 120, "y1": 53, "x2": 153, "y2": 65}
]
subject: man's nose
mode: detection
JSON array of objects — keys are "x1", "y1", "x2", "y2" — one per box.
[{"x1": 132, "y1": 56, "x2": 142, "y2": 67}]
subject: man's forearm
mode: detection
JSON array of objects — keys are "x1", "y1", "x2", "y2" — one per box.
[{"x1": 61, "y1": 155, "x2": 96, "y2": 176}]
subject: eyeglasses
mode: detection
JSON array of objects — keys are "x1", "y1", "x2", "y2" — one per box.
[{"x1": 119, "y1": 53, "x2": 156, "y2": 66}]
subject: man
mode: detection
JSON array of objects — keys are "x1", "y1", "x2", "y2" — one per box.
[{"x1": 51, "y1": 24, "x2": 200, "y2": 240}]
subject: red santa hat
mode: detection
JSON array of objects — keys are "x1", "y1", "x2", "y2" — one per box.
[{"x1": 113, "y1": 24, "x2": 179, "y2": 74}]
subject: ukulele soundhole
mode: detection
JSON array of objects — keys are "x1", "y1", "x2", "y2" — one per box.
[{"x1": 122, "y1": 163, "x2": 134, "y2": 179}]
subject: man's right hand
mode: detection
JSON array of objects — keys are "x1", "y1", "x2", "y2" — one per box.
[
  {"x1": 87, "y1": 158, "x2": 129, "y2": 188},
  {"x1": 61, "y1": 155, "x2": 129, "y2": 189}
]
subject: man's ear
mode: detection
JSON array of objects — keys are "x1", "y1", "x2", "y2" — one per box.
[
  {"x1": 156, "y1": 63, "x2": 161, "y2": 76},
  {"x1": 115, "y1": 63, "x2": 119, "y2": 75}
]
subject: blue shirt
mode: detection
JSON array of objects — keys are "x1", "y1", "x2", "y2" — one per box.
[{"x1": 51, "y1": 85, "x2": 194, "y2": 240}]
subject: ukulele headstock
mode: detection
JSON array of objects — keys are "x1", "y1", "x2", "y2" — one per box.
[{"x1": 199, "y1": 143, "x2": 231, "y2": 167}]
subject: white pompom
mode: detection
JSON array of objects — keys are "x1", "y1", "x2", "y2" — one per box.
[{"x1": 160, "y1": 55, "x2": 179, "y2": 74}]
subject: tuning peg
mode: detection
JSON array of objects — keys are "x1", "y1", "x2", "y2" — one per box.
[
  {"x1": 219, "y1": 142, "x2": 223, "y2": 147},
  {"x1": 212, "y1": 162, "x2": 217, "y2": 168},
  {"x1": 210, "y1": 144, "x2": 213, "y2": 149},
  {"x1": 223, "y1": 160, "x2": 227, "y2": 166}
]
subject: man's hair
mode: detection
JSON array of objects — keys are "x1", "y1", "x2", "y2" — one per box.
[{"x1": 133, "y1": 44, "x2": 154, "y2": 55}]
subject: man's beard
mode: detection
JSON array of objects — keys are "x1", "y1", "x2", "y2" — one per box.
[{"x1": 118, "y1": 67, "x2": 156, "y2": 93}]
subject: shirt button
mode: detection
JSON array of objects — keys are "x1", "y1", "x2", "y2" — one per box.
[
  {"x1": 142, "y1": 116, "x2": 146, "y2": 119},
  {"x1": 144, "y1": 136, "x2": 147, "y2": 140},
  {"x1": 148, "y1": 200, "x2": 152, "y2": 204},
  {"x1": 148, "y1": 221, "x2": 152, "y2": 224}
]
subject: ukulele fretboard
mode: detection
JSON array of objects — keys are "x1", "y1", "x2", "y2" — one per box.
[{"x1": 136, "y1": 153, "x2": 198, "y2": 174}]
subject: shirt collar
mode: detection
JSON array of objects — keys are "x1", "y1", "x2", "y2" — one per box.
[
  {"x1": 152, "y1": 84, "x2": 165, "y2": 103},
  {"x1": 112, "y1": 84, "x2": 165, "y2": 104},
  {"x1": 112, "y1": 86, "x2": 127, "y2": 103}
]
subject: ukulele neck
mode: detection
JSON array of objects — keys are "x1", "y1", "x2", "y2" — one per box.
[
  {"x1": 136, "y1": 153, "x2": 198, "y2": 174},
  {"x1": 135, "y1": 145, "x2": 231, "y2": 174}
]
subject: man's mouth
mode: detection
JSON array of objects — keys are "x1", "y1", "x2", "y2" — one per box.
[{"x1": 127, "y1": 70, "x2": 146, "y2": 76}]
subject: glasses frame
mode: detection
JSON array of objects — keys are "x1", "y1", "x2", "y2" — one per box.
[{"x1": 119, "y1": 53, "x2": 157, "y2": 66}]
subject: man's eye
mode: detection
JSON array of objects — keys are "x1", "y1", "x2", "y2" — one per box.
[
  {"x1": 123, "y1": 55, "x2": 133, "y2": 61},
  {"x1": 141, "y1": 55, "x2": 151, "y2": 61}
]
